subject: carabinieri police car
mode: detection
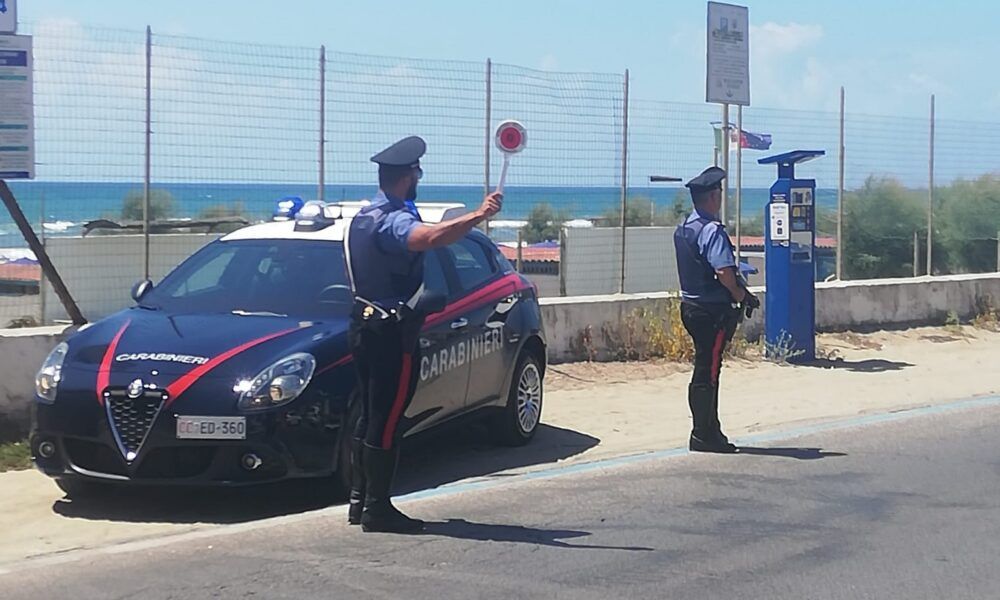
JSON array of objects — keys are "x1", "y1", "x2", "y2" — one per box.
[{"x1": 30, "y1": 199, "x2": 546, "y2": 497}]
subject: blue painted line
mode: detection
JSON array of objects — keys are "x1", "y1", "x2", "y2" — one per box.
[{"x1": 396, "y1": 394, "x2": 1000, "y2": 504}]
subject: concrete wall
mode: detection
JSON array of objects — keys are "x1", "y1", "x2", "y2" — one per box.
[
  {"x1": 0, "y1": 325, "x2": 66, "y2": 437},
  {"x1": 3, "y1": 273, "x2": 999, "y2": 433},
  {"x1": 541, "y1": 273, "x2": 1000, "y2": 363},
  {"x1": 41, "y1": 234, "x2": 221, "y2": 323}
]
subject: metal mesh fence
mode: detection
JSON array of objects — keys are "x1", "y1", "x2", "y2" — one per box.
[
  {"x1": 1, "y1": 23, "x2": 999, "y2": 328},
  {"x1": 932, "y1": 117, "x2": 1000, "y2": 276},
  {"x1": 4, "y1": 23, "x2": 147, "y2": 326},
  {"x1": 324, "y1": 51, "x2": 484, "y2": 196}
]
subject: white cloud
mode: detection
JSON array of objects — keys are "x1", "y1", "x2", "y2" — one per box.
[
  {"x1": 539, "y1": 54, "x2": 559, "y2": 71},
  {"x1": 751, "y1": 22, "x2": 824, "y2": 57},
  {"x1": 747, "y1": 22, "x2": 831, "y2": 110}
]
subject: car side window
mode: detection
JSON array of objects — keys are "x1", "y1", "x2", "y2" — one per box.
[
  {"x1": 423, "y1": 250, "x2": 450, "y2": 297},
  {"x1": 447, "y1": 237, "x2": 497, "y2": 292}
]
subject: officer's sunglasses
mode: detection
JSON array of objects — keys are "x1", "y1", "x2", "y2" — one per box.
[{"x1": 413, "y1": 167, "x2": 423, "y2": 181}]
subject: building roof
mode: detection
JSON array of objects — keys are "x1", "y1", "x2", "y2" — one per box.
[
  {"x1": 499, "y1": 246, "x2": 560, "y2": 263},
  {"x1": 0, "y1": 263, "x2": 41, "y2": 283}
]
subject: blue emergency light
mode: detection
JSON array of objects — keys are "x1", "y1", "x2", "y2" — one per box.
[
  {"x1": 272, "y1": 196, "x2": 305, "y2": 221},
  {"x1": 293, "y1": 201, "x2": 342, "y2": 232}
]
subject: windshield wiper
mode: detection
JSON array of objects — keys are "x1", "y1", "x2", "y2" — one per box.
[{"x1": 231, "y1": 309, "x2": 288, "y2": 317}]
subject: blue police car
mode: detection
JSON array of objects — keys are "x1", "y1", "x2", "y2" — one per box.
[{"x1": 30, "y1": 200, "x2": 546, "y2": 497}]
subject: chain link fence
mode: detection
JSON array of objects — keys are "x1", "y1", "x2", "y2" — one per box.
[{"x1": 2, "y1": 23, "x2": 999, "y2": 327}]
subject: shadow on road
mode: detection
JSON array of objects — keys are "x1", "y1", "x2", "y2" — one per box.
[
  {"x1": 736, "y1": 446, "x2": 847, "y2": 460},
  {"x1": 50, "y1": 423, "x2": 599, "y2": 526},
  {"x1": 420, "y1": 519, "x2": 654, "y2": 551},
  {"x1": 806, "y1": 358, "x2": 913, "y2": 373}
]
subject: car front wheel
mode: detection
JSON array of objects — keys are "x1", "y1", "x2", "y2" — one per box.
[
  {"x1": 494, "y1": 352, "x2": 543, "y2": 446},
  {"x1": 55, "y1": 477, "x2": 109, "y2": 499}
]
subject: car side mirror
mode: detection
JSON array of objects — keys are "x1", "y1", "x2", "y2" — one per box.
[
  {"x1": 131, "y1": 279, "x2": 154, "y2": 302},
  {"x1": 415, "y1": 290, "x2": 447, "y2": 314}
]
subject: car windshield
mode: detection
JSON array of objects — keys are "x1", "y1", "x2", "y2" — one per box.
[{"x1": 142, "y1": 239, "x2": 353, "y2": 318}]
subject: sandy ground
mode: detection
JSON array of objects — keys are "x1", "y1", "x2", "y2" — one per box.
[{"x1": 0, "y1": 325, "x2": 997, "y2": 567}]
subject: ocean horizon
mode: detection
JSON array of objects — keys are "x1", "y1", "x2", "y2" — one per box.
[{"x1": 1, "y1": 182, "x2": 838, "y2": 249}]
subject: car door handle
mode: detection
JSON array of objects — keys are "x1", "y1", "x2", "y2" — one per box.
[{"x1": 450, "y1": 318, "x2": 469, "y2": 330}]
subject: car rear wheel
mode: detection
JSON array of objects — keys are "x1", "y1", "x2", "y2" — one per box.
[{"x1": 493, "y1": 352, "x2": 543, "y2": 446}]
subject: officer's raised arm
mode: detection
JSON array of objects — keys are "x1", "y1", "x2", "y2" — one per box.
[{"x1": 406, "y1": 192, "x2": 503, "y2": 251}]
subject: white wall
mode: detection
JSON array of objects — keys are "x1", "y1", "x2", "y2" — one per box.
[
  {"x1": 0, "y1": 294, "x2": 40, "y2": 328},
  {"x1": 41, "y1": 234, "x2": 221, "y2": 323},
  {"x1": 541, "y1": 273, "x2": 1000, "y2": 363},
  {"x1": 563, "y1": 227, "x2": 679, "y2": 296}
]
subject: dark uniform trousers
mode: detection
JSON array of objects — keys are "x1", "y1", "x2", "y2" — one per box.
[
  {"x1": 348, "y1": 314, "x2": 423, "y2": 450},
  {"x1": 680, "y1": 300, "x2": 739, "y2": 440}
]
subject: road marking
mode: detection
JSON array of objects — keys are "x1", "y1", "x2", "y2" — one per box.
[{"x1": 2, "y1": 393, "x2": 998, "y2": 575}]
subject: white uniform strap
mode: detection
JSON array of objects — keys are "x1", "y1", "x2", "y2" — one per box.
[
  {"x1": 405, "y1": 283, "x2": 424, "y2": 310},
  {"x1": 342, "y1": 219, "x2": 357, "y2": 295}
]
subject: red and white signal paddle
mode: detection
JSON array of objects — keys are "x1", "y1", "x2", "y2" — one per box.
[{"x1": 494, "y1": 120, "x2": 526, "y2": 194}]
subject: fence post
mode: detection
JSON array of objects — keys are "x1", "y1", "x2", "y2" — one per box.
[
  {"x1": 516, "y1": 229, "x2": 523, "y2": 272},
  {"x1": 996, "y1": 231, "x2": 999, "y2": 273},
  {"x1": 913, "y1": 231, "x2": 919, "y2": 277},
  {"x1": 483, "y1": 58, "x2": 492, "y2": 236},
  {"x1": 143, "y1": 25, "x2": 152, "y2": 281},
  {"x1": 927, "y1": 94, "x2": 935, "y2": 276},
  {"x1": 559, "y1": 227, "x2": 567, "y2": 297},
  {"x1": 39, "y1": 192, "x2": 45, "y2": 324},
  {"x1": 837, "y1": 86, "x2": 845, "y2": 280},
  {"x1": 618, "y1": 68, "x2": 629, "y2": 294},
  {"x1": 318, "y1": 45, "x2": 326, "y2": 203}
]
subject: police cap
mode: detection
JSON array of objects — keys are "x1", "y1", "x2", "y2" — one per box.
[
  {"x1": 370, "y1": 136, "x2": 426, "y2": 169},
  {"x1": 685, "y1": 166, "x2": 726, "y2": 193}
]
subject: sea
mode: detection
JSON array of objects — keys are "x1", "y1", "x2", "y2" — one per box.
[{"x1": 0, "y1": 182, "x2": 839, "y2": 253}]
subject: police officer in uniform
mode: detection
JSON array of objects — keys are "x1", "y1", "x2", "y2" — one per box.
[
  {"x1": 673, "y1": 166, "x2": 759, "y2": 454},
  {"x1": 345, "y1": 136, "x2": 503, "y2": 533}
]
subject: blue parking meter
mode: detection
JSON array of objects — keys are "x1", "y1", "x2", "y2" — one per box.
[{"x1": 757, "y1": 150, "x2": 825, "y2": 362}]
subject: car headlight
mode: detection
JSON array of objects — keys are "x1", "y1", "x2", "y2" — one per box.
[
  {"x1": 36, "y1": 342, "x2": 69, "y2": 404},
  {"x1": 236, "y1": 353, "x2": 316, "y2": 411}
]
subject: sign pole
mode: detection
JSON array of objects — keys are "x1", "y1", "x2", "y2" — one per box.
[
  {"x1": 721, "y1": 103, "x2": 729, "y2": 226},
  {"x1": 735, "y1": 103, "x2": 743, "y2": 265}
]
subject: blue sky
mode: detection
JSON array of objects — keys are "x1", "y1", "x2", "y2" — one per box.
[
  {"x1": 11, "y1": 0, "x2": 1000, "y2": 189},
  {"x1": 19, "y1": 0, "x2": 1000, "y2": 118}
]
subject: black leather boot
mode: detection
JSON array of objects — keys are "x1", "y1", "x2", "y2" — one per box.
[
  {"x1": 689, "y1": 384, "x2": 736, "y2": 454},
  {"x1": 347, "y1": 437, "x2": 365, "y2": 525},
  {"x1": 710, "y1": 385, "x2": 735, "y2": 448},
  {"x1": 360, "y1": 444, "x2": 424, "y2": 534}
]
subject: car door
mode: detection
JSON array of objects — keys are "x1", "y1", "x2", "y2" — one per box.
[
  {"x1": 403, "y1": 248, "x2": 472, "y2": 436},
  {"x1": 441, "y1": 234, "x2": 518, "y2": 410}
]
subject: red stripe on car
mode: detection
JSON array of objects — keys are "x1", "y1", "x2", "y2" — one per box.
[
  {"x1": 96, "y1": 320, "x2": 132, "y2": 406},
  {"x1": 424, "y1": 273, "x2": 526, "y2": 328},
  {"x1": 317, "y1": 353, "x2": 353, "y2": 375},
  {"x1": 165, "y1": 328, "x2": 298, "y2": 405}
]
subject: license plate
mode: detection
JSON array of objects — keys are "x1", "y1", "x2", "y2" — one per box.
[{"x1": 176, "y1": 416, "x2": 246, "y2": 440}]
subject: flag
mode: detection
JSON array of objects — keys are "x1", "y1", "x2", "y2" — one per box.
[{"x1": 711, "y1": 122, "x2": 772, "y2": 151}]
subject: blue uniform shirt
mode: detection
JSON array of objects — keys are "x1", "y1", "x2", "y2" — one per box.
[
  {"x1": 674, "y1": 209, "x2": 736, "y2": 304},
  {"x1": 347, "y1": 190, "x2": 424, "y2": 307}
]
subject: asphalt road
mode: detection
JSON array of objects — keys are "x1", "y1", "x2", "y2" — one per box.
[{"x1": 4, "y1": 401, "x2": 999, "y2": 600}]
